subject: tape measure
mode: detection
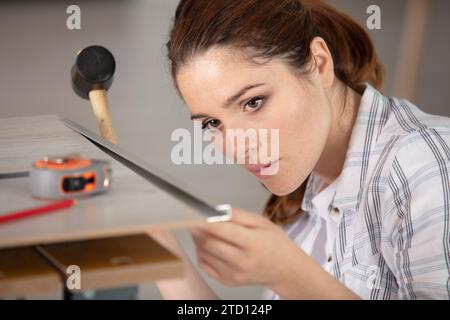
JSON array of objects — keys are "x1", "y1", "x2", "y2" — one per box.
[{"x1": 30, "y1": 155, "x2": 111, "y2": 200}]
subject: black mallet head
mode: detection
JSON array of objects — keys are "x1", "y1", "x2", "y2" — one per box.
[{"x1": 71, "y1": 45, "x2": 116, "y2": 99}]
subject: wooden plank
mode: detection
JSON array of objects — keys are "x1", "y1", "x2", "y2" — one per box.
[
  {"x1": 0, "y1": 115, "x2": 212, "y2": 249},
  {"x1": 0, "y1": 246, "x2": 61, "y2": 298},
  {"x1": 37, "y1": 233, "x2": 183, "y2": 292}
]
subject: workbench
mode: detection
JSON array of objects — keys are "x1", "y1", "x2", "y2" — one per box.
[{"x1": 0, "y1": 115, "x2": 221, "y2": 299}]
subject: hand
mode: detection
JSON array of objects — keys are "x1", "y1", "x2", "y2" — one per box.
[
  {"x1": 189, "y1": 207, "x2": 302, "y2": 288},
  {"x1": 147, "y1": 228, "x2": 220, "y2": 300}
]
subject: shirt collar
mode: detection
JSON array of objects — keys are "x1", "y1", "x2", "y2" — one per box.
[
  {"x1": 300, "y1": 83, "x2": 387, "y2": 215},
  {"x1": 300, "y1": 170, "x2": 339, "y2": 220},
  {"x1": 300, "y1": 171, "x2": 320, "y2": 213}
]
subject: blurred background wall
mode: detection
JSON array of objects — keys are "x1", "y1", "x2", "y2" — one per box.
[{"x1": 0, "y1": 0, "x2": 448, "y2": 299}]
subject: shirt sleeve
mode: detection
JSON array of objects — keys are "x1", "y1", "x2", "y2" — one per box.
[{"x1": 381, "y1": 130, "x2": 450, "y2": 300}]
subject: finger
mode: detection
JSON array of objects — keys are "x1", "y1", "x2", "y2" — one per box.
[
  {"x1": 192, "y1": 230, "x2": 241, "y2": 265},
  {"x1": 191, "y1": 222, "x2": 249, "y2": 248},
  {"x1": 192, "y1": 232, "x2": 236, "y2": 268},
  {"x1": 197, "y1": 254, "x2": 221, "y2": 281},
  {"x1": 229, "y1": 207, "x2": 267, "y2": 228},
  {"x1": 191, "y1": 228, "x2": 222, "y2": 250},
  {"x1": 190, "y1": 229, "x2": 207, "y2": 246},
  {"x1": 191, "y1": 230, "x2": 220, "y2": 255},
  {"x1": 197, "y1": 248, "x2": 229, "y2": 281},
  {"x1": 197, "y1": 249, "x2": 243, "y2": 287}
]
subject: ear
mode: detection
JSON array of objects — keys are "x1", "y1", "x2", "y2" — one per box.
[{"x1": 309, "y1": 37, "x2": 335, "y2": 88}]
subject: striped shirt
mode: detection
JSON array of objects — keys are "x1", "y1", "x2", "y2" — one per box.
[{"x1": 262, "y1": 83, "x2": 450, "y2": 300}]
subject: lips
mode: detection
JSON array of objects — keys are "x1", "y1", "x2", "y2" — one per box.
[
  {"x1": 246, "y1": 162, "x2": 273, "y2": 172},
  {"x1": 245, "y1": 158, "x2": 280, "y2": 176}
]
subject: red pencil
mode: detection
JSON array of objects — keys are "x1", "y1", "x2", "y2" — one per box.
[{"x1": 0, "y1": 199, "x2": 76, "y2": 224}]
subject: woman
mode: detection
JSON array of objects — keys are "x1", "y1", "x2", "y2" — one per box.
[{"x1": 151, "y1": 0, "x2": 450, "y2": 299}]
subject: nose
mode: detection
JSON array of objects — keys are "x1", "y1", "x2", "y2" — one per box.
[
  {"x1": 205, "y1": 118, "x2": 274, "y2": 165},
  {"x1": 224, "y1": 126, "x2": 260, "y2": 165}
]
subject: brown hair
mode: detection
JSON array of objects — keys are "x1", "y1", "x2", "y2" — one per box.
[{"x1": 166, "y1": 0, "x2": 384, "y2": 224}]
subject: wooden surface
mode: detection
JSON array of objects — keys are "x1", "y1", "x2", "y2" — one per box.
[
  {"x1": 0, "y1": 246, "x2": 61, "y2": 298},
  {"x1": 37, "y1": 233, "x2": 183, "y2": 292},
  {"x1": 0, "y1": 115, "x2": 211, "y2": 249}
]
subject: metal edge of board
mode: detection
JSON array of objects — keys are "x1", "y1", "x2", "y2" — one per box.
[{"x1": 61, "y1": 117, "x2": 232, "y2": 222}]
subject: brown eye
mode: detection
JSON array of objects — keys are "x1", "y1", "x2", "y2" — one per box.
[
  {"x1": 243, "y1": 97, "x2": 264, "y2": 112},
  {"x1": 202, "y1": 119, "x2": 222, "y2": 130}
]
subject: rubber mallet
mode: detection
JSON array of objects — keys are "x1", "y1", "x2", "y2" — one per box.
[{"x1": 71, "y1": 45, "x2": 118, "y2": 144}]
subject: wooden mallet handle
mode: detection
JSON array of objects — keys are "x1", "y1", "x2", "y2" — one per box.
[{"x1": 88, "y1": 89, "x2": 117, "y2": 144}]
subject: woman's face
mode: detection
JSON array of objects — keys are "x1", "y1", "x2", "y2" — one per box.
[{"x1": 176, "y1": 46, "x2": 334, "y2": 196}]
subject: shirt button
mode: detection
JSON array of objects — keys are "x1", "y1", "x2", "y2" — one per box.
[
  {"x1": 330, "y1": 207, "x2": 340, "y2": 218},
  {"x1": 327, "y1": 256, "x2": 333, "y2": 263}
]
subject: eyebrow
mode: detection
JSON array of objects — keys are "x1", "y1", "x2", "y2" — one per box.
[{"x1": 189, "y1": 83, "x2": 265, "y2": 120}]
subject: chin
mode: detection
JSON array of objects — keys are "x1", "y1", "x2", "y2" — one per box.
[{"x1": 262, "y1": 179, "x2": 302, "y2": 196}]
